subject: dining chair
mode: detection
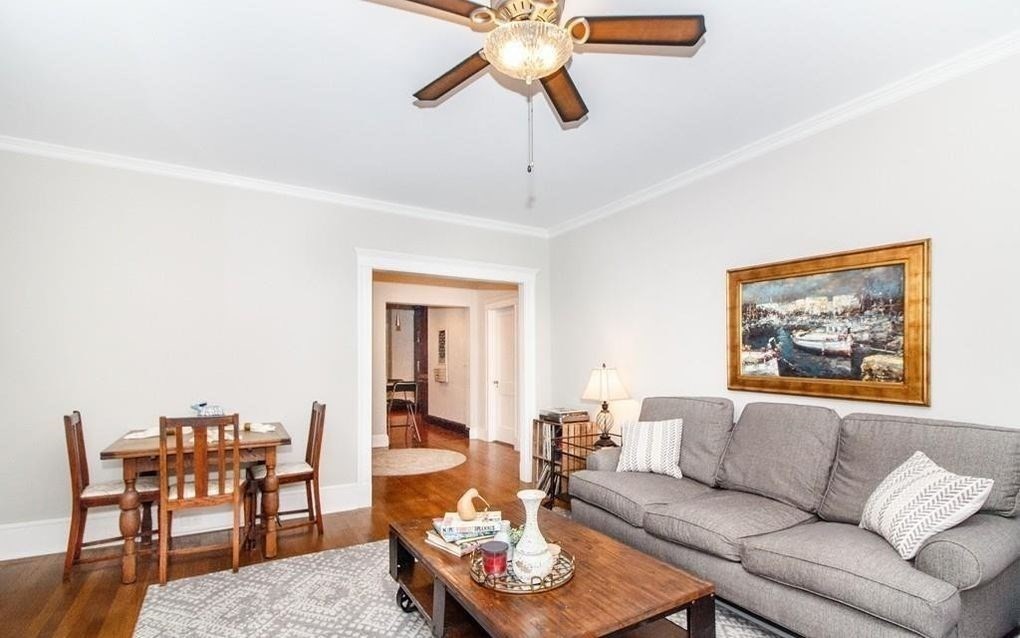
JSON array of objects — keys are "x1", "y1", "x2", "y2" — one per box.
[
  {"x1": 251, "y1": 401, "x2": 326, "y2": 534},
  {"x1": 387, "y1": 381, "x2": 421, "y2": 445},
  {"x1": 158, "y1": 414, "x2": 245, "y2": 585},
  {"x1": 63, "y1": 411, "x2": 159, "y2": 581}
]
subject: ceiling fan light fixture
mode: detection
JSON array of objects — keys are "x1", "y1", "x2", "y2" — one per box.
[{"x1": 483, "y1": 20, "x2": 573, "y2": 84}]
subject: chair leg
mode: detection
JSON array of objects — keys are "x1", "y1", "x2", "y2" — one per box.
[
  {"x1": 141, "y1": 502, "x2": 153, "y2": 546},
  {"x1": 305, "y1": 481, "x2": 315, "y2": 523},
  {"x1": 312, "y1": 479, "x2": 324, "y2": 535},
  {"x1": 243, "y1": 486, "x2": 251, "y2": 539},
  {"x1": 408, "y1": 405, "x2": 422, "y2": 445},
  {"x1": 74, "y1": 507, "x2": 88, "y2": 560},
  {"x1": 158, "y1": 505, "x2": 169, "y2": 585},
  {"x1": 232, "y1": 496, "x2": 241, "y2": 573},
  {"x1": 63, "y1": 505, "x2": 83, "y2": 581},
  {"x1": 166, "y1": 511, "x2": 174, "y2": 550}
]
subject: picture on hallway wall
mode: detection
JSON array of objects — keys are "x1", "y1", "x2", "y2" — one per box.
[{"x1": 727, "y1": 240, "x2": 930, "y2": 405}]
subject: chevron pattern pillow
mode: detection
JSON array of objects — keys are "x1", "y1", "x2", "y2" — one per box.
[
  {"x1": 860, "y1": 451, "x2": 994, "y2": 560},
  {"x1": 615, "y1": 419, "x2": 684, "y2": 479}
]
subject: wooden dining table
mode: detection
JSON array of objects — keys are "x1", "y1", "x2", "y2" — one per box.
[{"x1": 100, "y1": 423, "x2": 292, "y2": 584}]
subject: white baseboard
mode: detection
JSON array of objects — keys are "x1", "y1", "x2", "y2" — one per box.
[
  {"x1": 0, "y1": 481, "x2": 371, "y2": 562},
  {"x1": 372, "y1": 434, "x2": 389, "y2": 448}
]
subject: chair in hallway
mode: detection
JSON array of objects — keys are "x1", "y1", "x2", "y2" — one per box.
[
  {"x1": 157, "y1": 414, "x2": 245, "y2": 585},
  {"x1": 387, "y1": 381, "x2": 422, "y2": 445},
  {"x1": 251, "y1": 401, "x2": 327, "y2": 534},
  {"x1": 63, "y1": 411, "x2": 159, "y2": 580}
]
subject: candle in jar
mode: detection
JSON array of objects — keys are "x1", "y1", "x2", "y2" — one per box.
[{"x1": 480, "y1": 541, "x2": 509, "y2": 578}]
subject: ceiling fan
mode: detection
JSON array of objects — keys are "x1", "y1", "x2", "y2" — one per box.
[{"x1": 397, "y1": 0, "x2": 706, "y2": 124}]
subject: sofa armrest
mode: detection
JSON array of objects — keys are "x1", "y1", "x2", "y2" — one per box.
[
  {"x1": 914, "y1": 514, "x2": 1020, "y2": 590},
  {"x1": 586, "y1": 448, "x2": 621, "y2": 471}
]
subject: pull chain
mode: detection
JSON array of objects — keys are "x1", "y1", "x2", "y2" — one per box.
[{"x1": 527, "y1": 94, "x2": 535, "y2": 174}]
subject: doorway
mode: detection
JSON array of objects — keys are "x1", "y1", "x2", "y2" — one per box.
[
  {"x1": 487, "y1": 301, "x2": 518, "y2": 447},
  {"x1": 356, "y1": 248, "x2": 539, "y2": 492}
]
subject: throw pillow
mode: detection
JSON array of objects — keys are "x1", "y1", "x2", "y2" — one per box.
[
  {"x1": 615, "y1": 419, "x2": 684, "y2": 479},
  {"x1": 860, "y1": 451, "x2": 994, "y2": 560}
]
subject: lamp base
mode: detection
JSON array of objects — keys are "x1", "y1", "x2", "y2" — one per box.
[{"x1": 593, "y1": 402, "x2": 617, "y2": 448}]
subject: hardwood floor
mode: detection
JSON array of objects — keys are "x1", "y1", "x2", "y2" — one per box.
[{"x1": 0, "y1": 427, "x2": 527, "y2": 637}]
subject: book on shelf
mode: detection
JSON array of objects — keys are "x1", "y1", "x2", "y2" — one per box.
[
  {"x1": 424, "y1": 530, "x2": 493, "y2": 557},
  {"x1": 539, "y1": 407, "x2": 590, "y2": 424}
]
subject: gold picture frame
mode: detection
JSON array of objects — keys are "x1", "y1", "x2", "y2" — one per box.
[{"x1": 727, "y1": 240, "x2": 930, "y2": 405}]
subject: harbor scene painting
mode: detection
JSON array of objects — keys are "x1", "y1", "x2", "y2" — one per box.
[
  {"x1": 739, "y1": 265, "x2": 905, "y2": 382},
  {"x1": 727, "y1": 240, "x2": 931, "y2": 405}
]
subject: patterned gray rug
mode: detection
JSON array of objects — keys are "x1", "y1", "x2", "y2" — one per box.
[{"x1": 135, "y1": 541, "x2": 775, "y2": 637}]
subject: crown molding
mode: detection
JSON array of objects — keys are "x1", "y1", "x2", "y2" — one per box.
[
  {"x1": 548, "y1": 29, "x2": 1020, "y2": 238},
  {"x1": 0, "y1": 135, "x2": 549, "y2": 239}
]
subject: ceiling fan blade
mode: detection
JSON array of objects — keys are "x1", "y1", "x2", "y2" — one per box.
[
  {"x1": 570, "y1": 16, "x2": 706, "y2": 47},
  {"x1": 540, "y1": 66, "x2": 588, "y2": 124},
  {"x1": 414, "y1": 51, "x2": 490, "y2": 101},
  {"x1": 401, "y1": 0, "x2": 487, "y2": 20}
]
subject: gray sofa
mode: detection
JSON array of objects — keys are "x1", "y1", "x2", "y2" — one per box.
[{"x1": 569, "y1": 397, "x2": 1020, "y2": 638}]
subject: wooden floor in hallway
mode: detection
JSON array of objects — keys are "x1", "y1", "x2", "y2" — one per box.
[{"x1": 0, "y1": 427, "x2": 527, "y2": 638}]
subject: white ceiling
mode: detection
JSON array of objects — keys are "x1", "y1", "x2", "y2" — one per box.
[{"x1": 2, "y1": 1, "x2": 1019, "y2": 232}]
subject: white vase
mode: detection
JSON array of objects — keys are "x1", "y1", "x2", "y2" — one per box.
[{"x1": 512, "y1": 489, "x2": 554, "y2": 581}]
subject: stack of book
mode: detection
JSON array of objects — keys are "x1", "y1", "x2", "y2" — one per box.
[{"x1": 424, "y1": 511, "x2": 502, "y2": 557}]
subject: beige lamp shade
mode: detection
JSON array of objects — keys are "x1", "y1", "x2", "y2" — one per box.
[{"x1": 582, "y1": 364, "x2": 630, "y2": 403}]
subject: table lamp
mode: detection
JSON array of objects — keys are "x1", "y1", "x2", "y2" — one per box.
[{"x1": 582, "y1": 363, "x2": 630, "y2": 448}]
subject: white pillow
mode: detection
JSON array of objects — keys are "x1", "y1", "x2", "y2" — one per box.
[
  {"x1": 860, "y1": 451, "x2": 994, "y2": 560},
  {"x1": 615, "y1": 419, "x2": 684, "y2": 479}
]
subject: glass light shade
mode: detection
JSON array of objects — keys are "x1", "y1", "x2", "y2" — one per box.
[
  {"x1": 581, "y1": 365, "x2": 630, "y2": 402},
  {"x1": 483, "y1": 21, "x2": 574, "y2": 84}
]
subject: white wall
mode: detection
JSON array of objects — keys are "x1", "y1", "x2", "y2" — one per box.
[
  {"x1": 0, "y1": 151, "x2": 548, "y2": 557},
  {"x1": 550, "y1": 54, "x2": 1020, "y2": 428},
  {"x1": 427, "y1": 307, "x2": 470, "y2": 424},
  {"x1": 387, "y1": 308, "x2": 415, "y2": 381},
  {"x1": 372, "y1": 282, "x2": 518, "y2": 444}
]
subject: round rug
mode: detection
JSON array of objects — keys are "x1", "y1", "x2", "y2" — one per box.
[{"x1": 372, "y1": 448, "x2": 467, "y2": 476}]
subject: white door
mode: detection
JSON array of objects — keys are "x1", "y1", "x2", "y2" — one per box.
[{"x1": 489, "y1": 306, "x2": 517, "y2": 446}]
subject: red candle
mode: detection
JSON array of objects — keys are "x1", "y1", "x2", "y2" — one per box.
[{"x1": 481, "y1": 541, "x2": 509, "y2": 578}]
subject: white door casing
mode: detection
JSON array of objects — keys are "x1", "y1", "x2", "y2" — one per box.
[{"x1": 355, "y1": 248, "x2": 538, "y2": 492}]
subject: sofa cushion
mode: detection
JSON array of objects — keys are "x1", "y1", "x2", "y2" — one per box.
[
  {"x1": 616, "y1": 418, "x2": 684, "y2": 479},
  {"x1": 819, "y1": 413, "x2": 1020, "y2": 524},
  {"x1": 639, "y1": 397, "x2": 734, "y2": 486},
  {"x1": 860, "y1": 451, "x2": 994, "y2": 560},
  {"x1": 717, "y1": 402, "x2": 841, "y2": 512},
  {"x1": 741, "y1": 522, "x2": 961, "y2": 638},
  {"x1": 643, "y1": 491, "x2": 815, "y2": 561},
  {"x1": 915, "y1": 513, "x2": 1020, "y2": 590},
  {"x1": 568, "y1": 470, "x2": 712, "y2": 527}
]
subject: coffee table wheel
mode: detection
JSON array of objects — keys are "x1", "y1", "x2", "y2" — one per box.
[{"x1": 396, "y1": 587, "x2": 416, "y2": 613}]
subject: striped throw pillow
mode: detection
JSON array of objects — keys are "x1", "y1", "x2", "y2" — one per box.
[
  {"x1": 615, "y1": 419, "x2": 684, "y2": 479},
  {"x1": 860, "y1": 451, "x2": 994, "y2": 560}
]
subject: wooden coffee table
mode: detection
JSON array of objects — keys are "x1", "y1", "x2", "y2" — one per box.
[{"x1": 388, "y1": 502, "x2": 715, "y2": 638}]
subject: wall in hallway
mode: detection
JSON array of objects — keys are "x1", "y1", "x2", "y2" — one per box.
[
  {"x1": 387, "y1": 308, "x2": 415, "y2": 381},
  {"x1": 427, "y1": 307, "x2": 470, "y2": 425}
]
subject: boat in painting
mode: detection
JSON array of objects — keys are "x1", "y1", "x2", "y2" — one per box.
[{"x1": 791, "y1": 329, "x2": 853, "y2": 357}]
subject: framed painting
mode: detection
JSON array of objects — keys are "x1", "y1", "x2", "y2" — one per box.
[{"x1": 727, "y1": 240, "x2": 930, "y2": 405}]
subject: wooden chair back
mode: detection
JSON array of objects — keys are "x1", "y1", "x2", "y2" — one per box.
[
  {"x1": 63, "y1": 411, "x2": 89, "y2": 500},
  {"x1": 304, "y1": 402, "x2": 326, "y2": 475},
  {"x1": 159, "y1": 414, "x2": 240, "y2": 505}
]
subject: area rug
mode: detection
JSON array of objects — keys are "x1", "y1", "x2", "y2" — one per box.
[
  {"x1": 372, "y1": 448, "x2": 466, "y2": 476},
  {"x1": 135, "y1": 541, "x2": 778, "y2": 637}
]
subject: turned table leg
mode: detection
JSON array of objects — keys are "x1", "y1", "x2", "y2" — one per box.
[
  {"x1": 119, "y1": 459, "x2": 141, "y2": 584},
  {"x1": 262, "y1": 447, "x2": 279, "y2": 558}
]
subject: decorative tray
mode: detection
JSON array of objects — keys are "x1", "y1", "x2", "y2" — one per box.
[{"x1": 469, "y1": 549, "x2": 575, "y2": 594}]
